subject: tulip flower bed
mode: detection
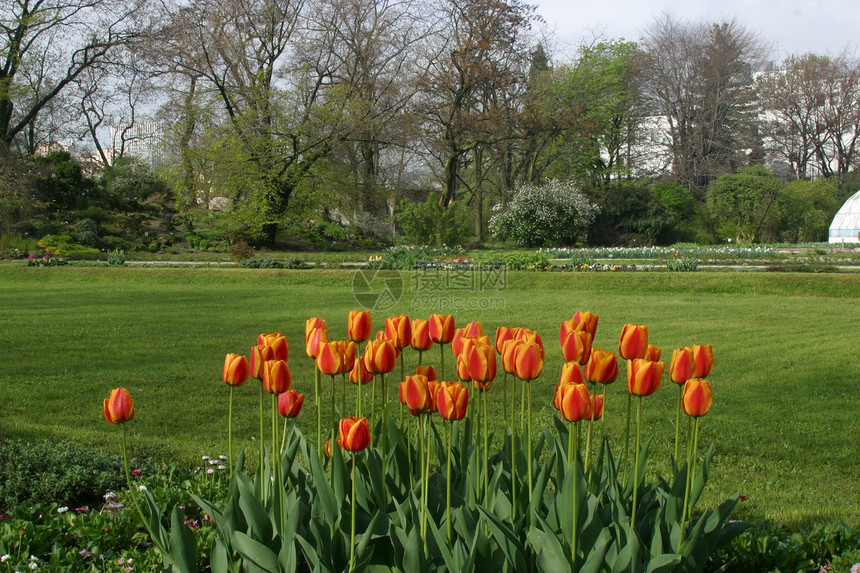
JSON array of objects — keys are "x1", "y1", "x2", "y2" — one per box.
[{"x1": 1, "y1": 266, "x2": 860, "y2": 570}]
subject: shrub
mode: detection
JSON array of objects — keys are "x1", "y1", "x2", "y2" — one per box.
[
  {"x1": 395, "y1": 192, "x2": 471, "y2": 246},
  {"x1": 36, "y1": 234, "x2": 101, "y2": 260},
  {"x1": 229, "y1": 241, "x2": 254, "y2": 263},
  {"x1": 107, "y1": 249, "x2": 126, "y2": 266},
  {"x1": 0, "y1": 439, "x2": 137, "y2": 511},
  {"x1": 238, "y1": 257, "x2": 307, "y2": 269},
  {"x1": 73, "y1": 218, "x2": 100, "y2": 247},
  {"x1": 666, "y1": 258, "x2": 699, "y2": 271},
  {"x1": 490, "y1": 179, "x2": 597, "y2": 247}
]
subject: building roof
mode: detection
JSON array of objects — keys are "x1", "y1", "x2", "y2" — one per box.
[{"x1": 829, "y1": 190, "x2": 860, "y2": 243}]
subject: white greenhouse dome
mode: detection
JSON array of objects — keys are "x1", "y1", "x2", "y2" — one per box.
[{"x1": 829, "y1": 190, "x2": 860, "y2": 244}]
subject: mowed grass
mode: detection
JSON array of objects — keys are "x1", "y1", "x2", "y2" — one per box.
[{"x1": 1, "y1": 265, "x2": 858, "y2": 527}]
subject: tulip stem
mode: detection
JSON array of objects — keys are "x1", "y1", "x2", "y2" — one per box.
[
  {"x1": 601, "y1": 385, "x2": 607, "y2": 424},
  {"x1": 408, "y1": 414, "x2": 413, "y2": 489},
  {"x1": 423, "y1": 415, "x2": 432, "y2": 551},
  {"x1": 630, "y1": 397, "x2": 643, "y2": 528},
  {"x1": 342, "y1": 373, "x2": 347, "y2": 416},
  {"x1": 622, "y1": 392, "x2": 632, "y2": 482},
  {"x1": 260, "y1": 382, "x2": 266, "y2": 487},
  {"x1": 679, "y1": 417, "x2": 700, "y2": 550},
  {"x1": 350, "y1": 454, "x2": 357, "y2": 572},
  {"x1": 228, "y1": 385, "x2": 234, "y2": 472},
  {"x1": 483, "y1": 389, "x2": 489, "y2": 502},
  {"x1": 567, "y1": 420, "x2": 574, "y2": 463},
  {"x1": 315, "y1": 368, "x2": 322, "y2": 458},
  {"x1": 446, "y1": 421, "x2": 453, "y2": 543},
  {"x1": 572, "y1": 420, "x2": 579, "y2": 567},
  {"x1": 475, "y1": 385, "x2": 482, "y2": 497},
  {"x1": 272, "y1": 394, "x2": 279, "y2": 486},
  {"x1": 585, "y1": 385, "x2": 595, "y2": 473},
  {"x1": 527, "y1": 381, "x2": 533, "y2": 506},
  {"x1": 440, "y1": 344, "x2": 445, "y2": 380},
  {"x1": 510, "y1": 376, "x2": 517, "y2": 522},
  {"x1": 418, "y1": 415, "x2": 427, "y2": 542},
  {"x1": 357, "y1": 378, "x2": 363, "y2": 418},
  {"x1": 371, "y1": 375, "x2": 377, "y2": 428},
  {"x1": 418, "y1": 350, "x2": 422, "y2": 366},
  {"x1": 673, "y1": 384, "x2": 683, "y2": 471}
]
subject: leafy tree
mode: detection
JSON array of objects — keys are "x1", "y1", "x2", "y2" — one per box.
[
  {"x1": 652, "y1": 181, "x2": 701, "y2": 243},
  {"x1": 706, "y1": 165, "x2": 782, "y2": 242},
  {"x1": 28, "y1": 151, "x2": 99, "y2": 211},
  {"x1": 394, "y1": 192, "x2": 471, "y2": 246},
  {"x1": 589, "y1": 183, "x2": 672, "y2": 246},
  {"x1": 489, "y1": 179, "x2": 596, "y2": 247},
  {"x1": 766, "y1": 178, "x2": 840, "y2": 243}
]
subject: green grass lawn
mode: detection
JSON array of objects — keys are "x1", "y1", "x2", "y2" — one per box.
[{"x1": 1, "y1": 264, "x2": 858, "y2": 527}]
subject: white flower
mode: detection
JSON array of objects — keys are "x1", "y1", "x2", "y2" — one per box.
[
  {"x1": 206, "y1": 468, "x2": 214, "y2": 475},
  {"x1": 1, "y1": 555, "x2": 10, "y2": 562},
  {"x1": 29, "y1": 563, "x2": 38, "y2": 570},
  {"x1": 57, "y1": 506, "x2": 68, "y2": 513},
  {"x1": 138, "y1": 485, "x2": 147, "y2": 491}
]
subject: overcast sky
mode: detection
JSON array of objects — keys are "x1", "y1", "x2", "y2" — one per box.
[{"x1": 533, "y1": 0, "x2": 860, "y2": 60}]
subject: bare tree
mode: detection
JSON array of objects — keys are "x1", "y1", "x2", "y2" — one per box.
[
  {"x1": 0, "y1": 0, "x2": 145, "y2": 149},
  {"x1": 640, "y1": 14, "x2": 767, "y2": 197}
]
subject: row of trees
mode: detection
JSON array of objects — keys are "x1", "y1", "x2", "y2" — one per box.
[{"x1": 1, "y1": 0, "x2": 858, "y2": 246}]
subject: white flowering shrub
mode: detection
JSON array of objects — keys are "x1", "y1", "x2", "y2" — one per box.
[{"x1": 489, "y1": 180, "x2": 597, "y2": 247}]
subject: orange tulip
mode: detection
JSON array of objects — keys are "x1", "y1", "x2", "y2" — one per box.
[
  {"x1": 337, "y1": 340, "x2": 357, "y2": 374},
  {"x1": 682, "y1": 378, "x2": 713, "y2": 417},
  {"x1": 436, "y1": 382, "x2": 469, "y2": 420},
  {"x1": 456, "y1": 354, "x2": 471, "y2": 382},
  {"x1": 278, "y1": 389, "x2": 304, "y2": 418},
  {"x1": 669, "y1": 347, "x2": 695, "y2": 384},
  {"x1": 305, "y1": 318, "x2": 327, "y2": 340},
  {"x1": 223, "y1": 353, "x2": 249, "y2": 386},
  {"x1": 402, "y1": 375, "x2": 433, "y2": 414},
  {"x1": 558, "y1": 383, "x2": 591, "y2": 423},
  {"x1": 463, "y1": 320, "x2": 484, "y2": 338},
  {"x1": 515, "y1": 329, "x2": 545, "y2": 358},
  {"x1": 385, "y1": 314, "x2": 411, "y2": 349},
  {"x1": 104, "y1": 387, "x2": 134, "y2": 424},
  {"x1": 257, "y1": 333, "x2": 289, "y2": 361},
  {"x1": 363, "y1": 338, "x2": 397, "y2": 374},
  {"x1": 349, "y1": 358, "x2": 374, "y2": 385},
  {"x1": 643, "y1": 344, "x2": 661, "y2": 362},
  {"x1": 463, "y1": 339, "x2": 497, "y2": 383},
  {"x1": 626, "y1": 358, "x2": 665, "y2": 397},
  {"x1": 429, "y1": 314, "x2": 455, "y2": 344},
  {"x1": 410, "y1": 318, "x2": 433, "y2": 352},
  {"x1": 316, "y1": 341, "x2": 343, "y2": 376},
  {"x1": 495, "y1": 326, "x2": 519, "y2": 354},
  {"x1": 589, "y1": 394, "x2": 605, "y2": 421},
  {"x1": 250, "y1": 345, "x2": 276, "y2": 380},
  {"x1": 263, "y1": 359, "x2": 292, "y2": 394},
  {"x1": 560, "y1": 329, "x2": 593, "y2": 364},
  {"x1": 347, "y1": 310, "x2": 372, "y2": 343},
  {"x1": 427, "y1": 380, "x2": 441, "y2": 412},
  {"x1": 305, "y1": 327, "x2": 329, "y2": 359},
  {"x1": 690, "y1": 344, "x2": 714, "y2": 378},
  {"x1": 619, "y1": 324, "x2": 649, "y2": 360},
  {"x1": 583, "y1": 348, "x2": 619, "y2": 384},
  {"x1": 415, "y1": 364, "x2": 438, "y2": 381},
  {"x1": 325, "y1": 440, "x2": 332, "y2": 458},
  {"x1": 514, "y1": 341, "x2": 543, "y2": 380},
  {"x1": 501, "y1": 338, "x2": 523, "y2": 374},
  {"x1": 338, "y1": 416, "x2": 371, "y2": 452},
  {"x1": 450, "y1": 328, "x2": 466, "y2": 356}
]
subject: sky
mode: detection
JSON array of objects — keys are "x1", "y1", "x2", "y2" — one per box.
[{"x1": 533, "y1": 0, "x2": 860, "y2": 60}]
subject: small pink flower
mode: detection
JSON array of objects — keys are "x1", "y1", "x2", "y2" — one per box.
[{"x1": 131, "y1": 469, "x2": 141, "y2": 476}]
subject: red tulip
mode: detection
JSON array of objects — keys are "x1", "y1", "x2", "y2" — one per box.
[
  {"x1": 682, "y1": 378, "x2": 713, "y2": 417},
  {"x1": 514, "y1": 341, "x2": 543, "y2": 380},
  {"x1": 583, "y1": 348, "x2": 619, "y2": 384},
  {"x1": 643, "y1": 344, "x2": 661, "y2": 362},
  {"x1": 559, "y1": 361, "x2": 585, "y2": 385},
  {"x1": 590, "y1": 394, "x2": 604, "y2": 421},
  {"x1": 456, "y1": 354, "x2": 472, "y2": 382},
  {"x1": 263, "y1": 359, "x2": 292, "y2": 394},
  {"x1": 349, "y1": 358, "x2": 374, "y2": 385},
  {"x1": 463, "y1": 320, "x2": 484, "y2": 338},
  {"x1": 429, "y1": 314, "x2": 455, "y2": 344},
  {"x1": 690, "y1": 344, "x2": 714, "y2": 378},
  {"x1": 495, "y1": 326, "x2": 520, "y2": 354},
  {"x1": 325, "y1": 440, "x2": 332, "y2": 458},
  {"x1": 436, "y1": 382, "x2": 469, "y2": 420},
  {"x1": 258, "y1": 333, "x2": 289, "y2": 361},
  {"x1": 463, "y1": 339, "x2": 497, "y2": 383},
  {"x1": 347, "y1": 310, "x2": 372, "y2": 343},
  {"x1": 415, "y1": 365, "x2": 438, "y2": 381},
  {"x1": 402, "y1": 375, "x2": 433, "y2": 414},
  {"x1": 316, "y1": 341, "x2": 343, "y2": 376},
  {"x1": 363, "y1": 338, "x2": 397, "y2": 374},
  {"x1": 669, "y1": 347, "x2": 695, "y2": 384},
  {"x1": 278, "y1": 389, "x2": 304, "y2": 418},
  {"x1": 501, "y1": 339, "x2": 523, "y2": 374},
  {"x1": 104, "y1": 387, "x2": 134, "y2": 424},
  {"x1": 338, "y1": 417, "x2": 371, "y2": 451},
  {"x1": 619, "y1": 324, "x2": 649, "y2": 360},
  {"x1": 450, "y1": 328, "x2": 466, "y2": 356},
  {"x1": 250, "y1": 345, "x2": 276, "y2": 380},
  {"x1": 626, "y1": 358, "x2": 664, "y2": 397},
  {"x1": 427, "y1": 379, "x2": 441, "y2": 412},
  {"x1": 305, "y1": 318, "x2": 327, "y2": 340},
  {"x1": 223, "y1": 353, "x2": 249, "y2": 386},
  {"x1": 338, "y1": 340, "x2": 357, "y2": 374},
  {"x1": 410, "y1": 318, "x2": 433, "y2": 352},
  {"x1": 560, "y1": 329, "x2": 593, "y2": 364},
  {"x1": 558, "y1": 383, "x2": 591, "y2": 423},
  {"x1": 305, "y1": 327, "x2": 329, "y2": 359},
  {"x1": 385, "y1": 314, "x2": 411, "y2": 349}
]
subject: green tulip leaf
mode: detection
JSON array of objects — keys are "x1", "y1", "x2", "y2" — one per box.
[
  {"x1": 231, "y1": 530, "x2": 279, "y2": 572},
  {"x1": 169, "y1": 506, "x2": 198, "y2": 573}
]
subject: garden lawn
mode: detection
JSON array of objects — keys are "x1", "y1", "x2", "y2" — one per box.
[{"x1": 1, "y1": 264, "x2": 858, "y2": 527}]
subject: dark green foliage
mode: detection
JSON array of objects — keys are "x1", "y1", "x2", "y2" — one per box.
[
  {"x1": 35, "y1": 234, "x2": 101, "y2": 260},
  {"x1": 395, "y1": 193, "x2": 471, "y2": 247},
  {"x1": 229, "y1": 240, "x2": 254, "y2": 263},
  {"x1": 73, "y1": 218, "x2": 100, "y2": 247},
  {"x1": 28, "y1": 151, "x2": 101, "y2": 211},
  {"x1": 0, "y1": 439, "x2": 133, "y2": 511},
  {"x1": 765, "y1": 178, "x2": 841, "y2": 243},
  {"x1": 589, "y1": 183, "x2": 673, "y2": 245},
  {"x1": 238, "y1": 256, "x2": 308, "y2": 269},
  {"x1": 706, "y1": 165, "x2": 782, "y2": 243}
]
